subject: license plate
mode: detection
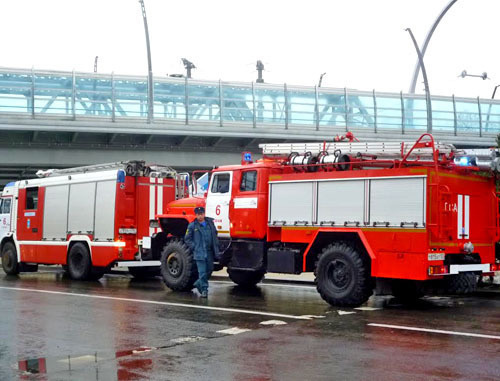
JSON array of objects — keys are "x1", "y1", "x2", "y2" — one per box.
[{"x1": 428, "y1": 253, "x2": 445, "y2": 261}]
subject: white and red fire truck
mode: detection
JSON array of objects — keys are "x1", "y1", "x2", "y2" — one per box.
[
  {"x1": 0, "y1": 161, "x2": 188, "y2": 280},
  {"x1": 154, "y1": 133, "x2": 500, "y2": 306}
]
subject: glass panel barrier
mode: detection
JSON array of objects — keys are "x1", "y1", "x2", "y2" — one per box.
[
  {"x1": 481, "y1": 102, "x2": 500, "y2": 133},
  {"x1": 75, "y1": 76, "x2": 112, "y2": 116},
  {"x1": 254, "y1": 85, "x2": 286, "y2": 125},
  {"x1": 34, "y1": 72, "x2": 72, "y2": 115},
  {"x1": 222, "y1": 83, "x2": 253, "y2": 123},
  {"x1": 288, "y1": 89, "x2": 316, "y2": 126},
  {"x1": 188, "y1": 82, "x2": 219, "y2": 122},
  {"x1": 1, "y1": 68, "x2": 500, "y2": 138},
  {"x1": 376, "y1": 95, "x2": 403, "y2": 130},
  {"x1": 0, "y1": 71, "x2": 32, "y2": 113},
  {"x1": 347, "y1": 93, "x2": 375, "y2": 129},
  {"x1": 154, "y1": 80, "x2": 186, "y2": 121},
  {"x1": 430, "y1": 98, "x2": 454, "y2": 133},
  {"x1": 114, "y1": 78, "x2": 148, "y2": 118},
  {"x1": 317, "y1": 89, "x2": 346, "y2": 127},
  {"x1": 455, "y1": 99, "x2": 480, "y2": 133}
]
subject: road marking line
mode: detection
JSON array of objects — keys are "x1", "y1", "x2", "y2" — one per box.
[
  {"x1": 217, "y1": 327, "x2": 252, "y2": 335},
  {"x1": 338, "y1": 310, "x2": 356, "y2": 315},
  {"x1": 300, "y1": 314, "x2": 325, "y2": 319},
  {"x1": 211, "y1": 280, "x2": 315, "y2": 290},
  {"x1": 368, "y1": 323, "x2": 500, "y2": 340},
  {"x1": 170, "y1": 336, "x2": 206, "y2": 344},
  {"x1": 0, "y1": 286, "x2": 310, "y2": 320},
  {"x1": 355, "y1": 307, "x2": 381, "y2": 311},
  {"x1": 259, "y1": 320, "x2": 287, "y2": 326}
]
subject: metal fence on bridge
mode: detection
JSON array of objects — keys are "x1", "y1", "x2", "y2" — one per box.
[{"x1": 1, "y1": 67, "x2": 500, "y2": 137}]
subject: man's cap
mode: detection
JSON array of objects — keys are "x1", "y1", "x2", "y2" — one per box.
[{"x1": 194, "y1": 206, "x2": 205, "y2": 214}]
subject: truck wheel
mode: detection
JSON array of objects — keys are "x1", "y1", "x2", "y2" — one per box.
[
  {"x1": 1, "y1": 242, "x2": 19, "y2": 275},
  {"x1": 160, "y1": 240, "x2": 197, "y2": 291},
  {"x1": 227, "y1": 269, "x2": 265, "y2": 287},
  {"x1": 391, "y1": 280, "x2": 424, "y2": 303},
  {"x1": 442, "y1": 272, "x2": 477, "y2": 295},
  {"x1": 315, "y1": 242, "x2": 372, "y2": 307},
  {"x1": 129, "y1": 266, "x2": 161, "y2": 279},
  {"x1": 67, "y1": 243, "x2": 92, "y2": 280}
]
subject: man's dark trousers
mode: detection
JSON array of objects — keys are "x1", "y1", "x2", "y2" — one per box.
[{"x1": 194, "y1": 250, "x2": 214, "y2": 293}]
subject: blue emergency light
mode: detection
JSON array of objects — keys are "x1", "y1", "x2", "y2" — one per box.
[
  {"x1": 454, "y1": 156, "x2": 476, "y2": 167},
  {"x1": 241, "y1": 152, "x2": 253, "y2": 164}
]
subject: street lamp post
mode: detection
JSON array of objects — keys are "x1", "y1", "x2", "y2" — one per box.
[
  {"x1": 406, "y1": 28, "x2": 432, "y2": 133},
  {"x1": 139, "y1": 0, "x2": 154, "y2": 123},
  {"x1": 492, "y1": 85, "x2": 500, "y2": 100},
  {"x1": 409, "y1": 0, "x2": 458, "y2": 93}
]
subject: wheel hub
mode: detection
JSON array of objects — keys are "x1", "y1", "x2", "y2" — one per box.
[
  {"x1": 327, "y1": 259, "x2": 352, "y2": 290},
  {"x1": 167, "y1": 253, "x2": 182, "y2": 277}
]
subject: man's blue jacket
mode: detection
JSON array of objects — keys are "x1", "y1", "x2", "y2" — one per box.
[{"x1": 184, "y1": 217, "x2": 220, "y2": 260}]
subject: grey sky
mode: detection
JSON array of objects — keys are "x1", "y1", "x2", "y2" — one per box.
[{"x1": 0, "y1": 0, "x2": 498, "y2": 98}]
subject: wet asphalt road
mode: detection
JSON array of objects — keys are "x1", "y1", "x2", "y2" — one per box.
[{"x1": 1, "y1": 270, "x2": 500, "y2": 380}]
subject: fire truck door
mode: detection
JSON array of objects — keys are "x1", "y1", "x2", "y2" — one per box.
[
  {"x1": 17, "y1": 187, "x2": 44, "y2": 261},
  {"x1": 206, "y1": 171, "x2": 232, "y2": 238},
  {"x1": 0, "y1": 198, "x2": 12, "y2": 241}
]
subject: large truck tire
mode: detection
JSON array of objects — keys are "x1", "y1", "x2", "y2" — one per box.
[
  {"x1": 67, "y1": 243, "x2": 92, "y2": 280},
  {"x1": 315, "y1": 242, "x2": 372, "y2": 307},
  {"x1": 129, "y1": 266, "x2": 161, "y2": 279},
  {"x1": 1, "y1": 242, "x2": 20, "y2": 275},
  {"x1": 442, "y1": 272, "x2": 477, "y2": 295},
  {"x1": 228, "y1": 269, "x2": 265, "y2": 287},
  {"x1": 391, "y1": 279, "x2": 425, "y2": 303},
  {"x1": 160, "y1": 239, "x2": 197, "y2": 291}
]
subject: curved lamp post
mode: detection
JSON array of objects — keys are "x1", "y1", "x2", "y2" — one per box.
[
  {"x1": 139, "y1": 0, "x2": 154, "y2": 123},
  {"x1": 409, "y1": 0, "x2": 458, "y2": 94},
  {"x1": 406, "y1": 28, "x2": 432, "y2": 132}
]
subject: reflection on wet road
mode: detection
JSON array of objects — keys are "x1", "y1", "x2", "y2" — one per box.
[{"x1": 1, "y1": 270, "x2": 500, "y2": 380}]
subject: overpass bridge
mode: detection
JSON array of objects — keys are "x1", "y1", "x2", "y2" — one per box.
[{"x1": 0, "y1": 66, "x2": 499, "y2": 187}]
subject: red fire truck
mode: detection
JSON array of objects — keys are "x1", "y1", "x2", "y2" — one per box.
[
  {"x1": 154, "y1": 134, "x2": 500, "y2": 306},
  {"x1": 0, "y1": 161, "x2": 187, "y2": 280}
]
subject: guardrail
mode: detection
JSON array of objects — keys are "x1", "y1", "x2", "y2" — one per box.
[{"x1": 1, "y1": 67, "x2": 499, "y2": 136}]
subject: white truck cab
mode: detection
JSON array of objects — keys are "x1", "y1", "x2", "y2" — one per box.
[{"x1": 0, "y1": 182, "x2": 15, "y2": 242}]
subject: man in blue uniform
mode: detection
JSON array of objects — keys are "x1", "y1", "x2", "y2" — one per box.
[{"x1": 185, "y1": 206, "x2": 220, "y2": 298}]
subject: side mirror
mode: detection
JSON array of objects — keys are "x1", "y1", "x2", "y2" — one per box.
[{"x1": 204, "y1": 191, "x2": 208, "y2": 198}]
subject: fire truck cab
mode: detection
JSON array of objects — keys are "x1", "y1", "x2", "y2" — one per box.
[{"x1": 157, "y1": 134, "x2": 500, "y2": 307}]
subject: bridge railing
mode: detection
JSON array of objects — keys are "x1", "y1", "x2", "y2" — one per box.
[{"x1": 1, "y1": 67, "x2": 499, "y2": 136}]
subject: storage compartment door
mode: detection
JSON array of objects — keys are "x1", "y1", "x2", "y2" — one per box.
[
  {"x1": 43, "y1": 185, "x2": 69, "y2": 239},
  {"x1": 370, "y1": 177, "x2": 426, "y2": 227},
  {"x1": 68, "y1": 182, "x2": 96, "y2": 234},
  {"x1": 317, "y1": 180, "x2": 365, "y2": 225},
  {"x1": 94, "y1": 181, "x2": 117, "y2": 241},
  {"x1": 269, "y1": 182, "x2": 314, "y2": 225}
]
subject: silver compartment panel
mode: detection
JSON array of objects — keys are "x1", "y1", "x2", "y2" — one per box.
[
  {"x1": 370, "y1": 177, "x2": 425, "y2": 226},
  {"x1": 317, "y1": 180, "x2": 365, "y2": 225},
  {"x1": 94, "y1": 180, "x2": 117, "y2": 241},
  {"x1": 270, "y1": 182, "x2": 313, "y2": 224},
  {"x1": 68, "y1": 182, "x2": 96, "y2": 233},
  {"x1": 42, "y1": 185, "x2": 69, "y2": 239}
]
